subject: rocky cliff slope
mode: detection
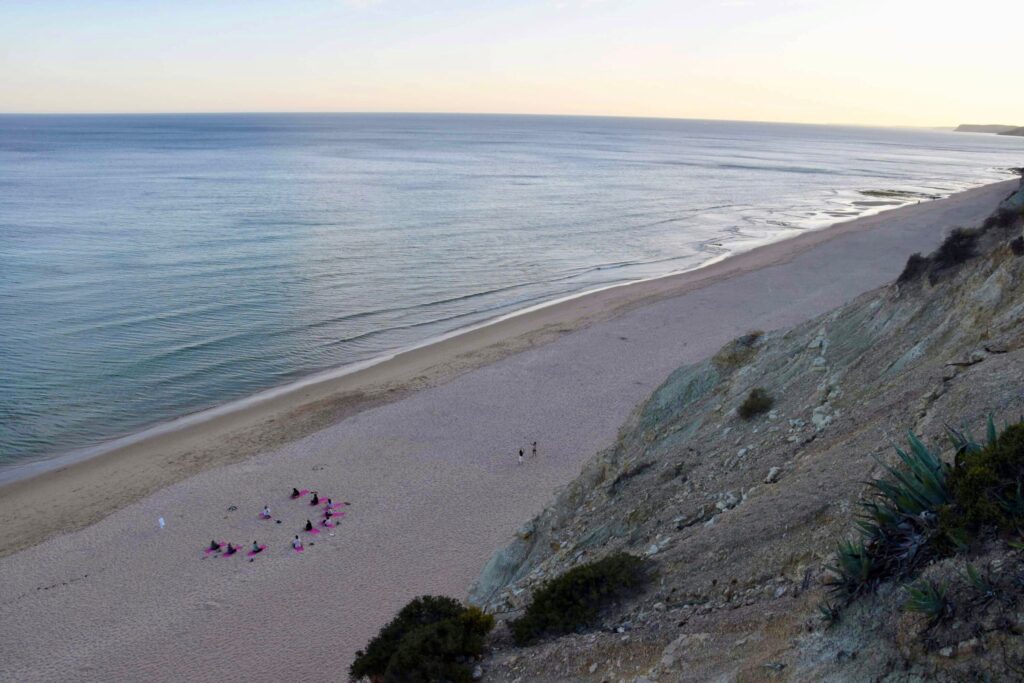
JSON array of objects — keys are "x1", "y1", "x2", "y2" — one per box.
[{"x1": 471, "y1": 178, "x2": 1024, "y2": 682}]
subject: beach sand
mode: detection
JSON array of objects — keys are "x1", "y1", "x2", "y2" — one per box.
[{"x1": 0, "y1": 179, "x2": 1015, "y2": 682}]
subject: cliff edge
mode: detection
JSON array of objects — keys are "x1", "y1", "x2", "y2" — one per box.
[{"x1": 471, "y1": 178, "x2": 1024, "y2": 682}]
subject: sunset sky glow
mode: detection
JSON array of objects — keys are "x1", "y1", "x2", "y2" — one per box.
[{"x1": 2, "y1": 0, "x2": 1022, "y2": 126}]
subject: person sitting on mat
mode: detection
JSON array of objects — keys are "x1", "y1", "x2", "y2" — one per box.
[
  {"x1": 292, "y1": 536, "x2": 303, "y2": 551},
  {"x1": 261, "y1": 505, "x2": 271, "y2": 519},
  {"x1": 310, "y1": 492, "x2": 319, "y2": 506},
  {"x1": 209, "y1": 540, "x2": 221, "y2": 552},
  {"x1": 251, "y1": 541, "x2": 263, "y2": 554},
  {"x1": 291, "y1": 488, "x2": 301, "y2": 499},
  {"x1": 224, "y1": 543, "x2": 237, "y2": 556},
  {"x1": 304, "y1": 519, "x2": 314, "y2": 531}
]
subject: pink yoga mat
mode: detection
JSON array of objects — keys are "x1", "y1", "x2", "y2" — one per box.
[
  {"x1": 204, "y1": 540, "x2": 227, "y2": 555},
  {"x1": 304, "y1": 527, "x2": 320, "y2": 535},
  {"x1": 321, "y1": 520, "x2": 336, "y2": 528},
  {"x1": 247, "y1": 544, "x2": 267, "y2": 557},
  {"x1": 293, "y1": 545, "x2": 304, "y2": 554},
  {"x1": 290, "y1": 489, "x2": 310, "y2": 499}
]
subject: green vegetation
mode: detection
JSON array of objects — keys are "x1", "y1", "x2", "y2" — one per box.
[
  {"x1": 712, "y1": 331, "x2": 763, "y2": 370},
  {"x1": 349, "y1": 595, "x2": 493, "y2": 683},
  {"x1": 510, "y1": 553, "x2": 648, "y2": 646},
  {"x1": 932, "y1": 227, "x2": 979, "y2": 272},
  {"x1": 828, "y1": 418, "x2": 1024, "y2": 612},
  {"x1": 897, "y1": 253, "x2": 929, "y2": 284},
  {"x1": 905, "y1": 580, "x2": 953, "y2": 627},
  {"x1": 943, "y1": 422, "x2": 1024, "y2": 532},
  {"x1": 737, "y1": 388, "x2": 773, "y2": 420},
  {"x1": 817, "y1": 600, "x2": 841, "y2": 627},
  {"x1": 964, "y1": 563, "x2": 999, "y2": 605}
]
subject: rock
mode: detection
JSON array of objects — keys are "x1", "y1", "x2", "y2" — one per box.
[
  {"x1": 645, "y1": 544, "x2": 660, "y2": 556},
  {"x1": 589, "y1": 662, "x2": 598, "y2": 674},
  {"x1": 939, "y1": 646, "x2": 955, "y2": 658},
  {"x1": 654, "y1": 601, "x2": 666, "y2": 612},
  {"x1": 812, "y1": 405, "x2": 833, "y2": 431},
  {"x1": 716, "y1": 491, "x2": 740, "y2": 511},
  {"x1": 956, "y1": 637, "x2": 980, "y2": 656},
  {"x1": 472, "y1": 664, "x2": 484, "y2": 680},
  {"x1": 765, "y1": 466, "x2": 781, "y2": 484},
  {"x1": 773, "y1": 585, "x2": 788, "y2": 599}
]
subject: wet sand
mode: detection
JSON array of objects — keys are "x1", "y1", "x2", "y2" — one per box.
[{"x1": 0, "y1": 179, "x2": 1015, "y2": 682}]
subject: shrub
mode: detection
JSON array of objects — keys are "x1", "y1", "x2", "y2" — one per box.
[
  {"x1": 1011, "y1": 236, "x2": 1024, "y2": 256},
  {"x1": 383, "y1": 608, "x2": 494, "y2": 683},
  {"x1": 897, "y1": 253, "x2": 929, "y2": 284},
  {"x1": 712, "y1": 331, "x2": 763, "y2": 370},
  {"x1": 932, "y1": 227, "x2": 979, "y2": 271},
  {"x1": 737, "y1": 388, "x2": 773, "y2": 420},
  {"x1": 350, "y1": 596, "x2": 493, "y2": 683},
  {"x1": 943, "y1": 422, "x2": 1024, "y2": 532},
  {"x1": 510, "y1": 553, "x2": 647, "y2": 645}
]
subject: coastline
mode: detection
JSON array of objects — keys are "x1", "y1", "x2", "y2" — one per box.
[
  {"x1": 0, "y1": 178, "x2": 1016, "y2": 682},
  {"x1": 0, "y1": 179, "x2": 1017, "y2": 561}
]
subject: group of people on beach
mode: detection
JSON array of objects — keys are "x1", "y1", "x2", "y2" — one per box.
[{"x1": 202, "y1": 487, "x2": 350, "y2": 560}]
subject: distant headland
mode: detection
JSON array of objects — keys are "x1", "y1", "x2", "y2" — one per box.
[{"x1": 955, "y1": 123, "x2": 1024, "y2": 135}]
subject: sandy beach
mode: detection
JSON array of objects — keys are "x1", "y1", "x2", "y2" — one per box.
[{"x1": 0, "y1": 179, "x2": 1016, "y2": 682}]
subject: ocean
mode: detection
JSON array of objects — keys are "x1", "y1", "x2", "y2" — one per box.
[{"x1": 1, "y1": 113, "x2": 1021, "y2": 468}]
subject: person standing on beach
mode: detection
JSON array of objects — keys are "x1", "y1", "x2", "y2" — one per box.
[
  {"x1": 531, "y1": 441, "x2": 537, "y2": 458},
  {"x1": 518, "y1": 449, "x2": 524, "y2": 465}
]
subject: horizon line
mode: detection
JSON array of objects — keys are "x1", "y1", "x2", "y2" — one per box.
[{"x1": 0, "y1": 110, "x2": 962, "y2": 130}]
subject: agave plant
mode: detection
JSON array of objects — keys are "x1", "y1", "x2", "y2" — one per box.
[
  {"x1": 845, "y1": 433, "x2": 954, "y2": 583},
  {"x1": 905, "y1": 580, "x2": 953, "y2": 627},
  {"x1": 946, "y1": 415, "x2": 998, "y2": 463},
  {"x1": 817, "y1": 601, "x2": 841, "y2": 627},
  {"x1": 964, "y1": 563, "x2": 999, "y2": 605},
  {"x1": 868, "y1": 432, "x2": 952, "y2": 517},
  {"x1": 826, "y1": 539, "x2": 879, "y2": 602}
]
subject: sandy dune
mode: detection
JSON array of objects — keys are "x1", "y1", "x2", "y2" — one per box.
[{"x1": 0, "y1": 180, "x2": 1015, "y2": 682}]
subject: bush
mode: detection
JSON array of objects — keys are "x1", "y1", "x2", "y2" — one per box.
[
  {"x1": 350, "y1": 596, "x2": 493, "y2": 683},
  {"x1": 943, "y1": 422, "x2": 1024, "y2": 532},
  {"x1": 897, "y1": 253, "x2": 929, "y2": 284},
  {"x1": 712, "y1": 331, "x2": 763, "y2": 370},
  {"x1": 510, "y1": 553, "x2": 647, "y2": 645},
  {"x1": 1010, "y1": 236, "x2": 1024, "y2": 256},
  {"x1": 737, "y1": 388, "x2": 773, "y2": 420},
  {"x1": 932, "y1": 228, "x2": 979, "y2": 271}
]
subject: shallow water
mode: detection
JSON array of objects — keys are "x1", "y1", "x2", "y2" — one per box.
[{"x1": 1, "y1": 113, "x2": 1020, "y2": 464}]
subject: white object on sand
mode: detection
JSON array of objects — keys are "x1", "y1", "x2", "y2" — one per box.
[{"x1": 158, "y1": 517, "x2": 165, "y2": 529}]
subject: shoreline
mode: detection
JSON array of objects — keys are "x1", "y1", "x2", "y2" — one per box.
[
  {"x1": 0, "y1": 175, "x2": 1006, "y2": 482},
  {"x1": 0, "y1": 177, "x2": 1016, "y2": 682},
  {"x1": 0, "y1": 179, "x2": 1017, "y2": 561},
  {"x1": 2, "y1": 172, "x2": 1010, "y2": 482}
]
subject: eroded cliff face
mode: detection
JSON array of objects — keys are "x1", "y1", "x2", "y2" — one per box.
[{"x1": 472, "y1": 180, "x2": 1024, "y2": 682}]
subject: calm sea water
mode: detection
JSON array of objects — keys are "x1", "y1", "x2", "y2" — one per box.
[{"x1": 1, "y1": 114, "x2": 1021, "y2": 467}]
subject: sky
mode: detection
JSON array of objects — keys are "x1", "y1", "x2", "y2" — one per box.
[{"x1": 0, "y1": 0, "x2": 1021, "y2": 127}]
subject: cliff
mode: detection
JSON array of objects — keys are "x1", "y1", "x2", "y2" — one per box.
[
  {"x1": 471, "y1": 179, "x2": 1024, "y2": 681},
  {"x1": 955, "y1": 124, "x2": 1019, "y2": 134},
  {"x1": 999, "y1": 127, "x2": 1024, "y2": 137}
]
